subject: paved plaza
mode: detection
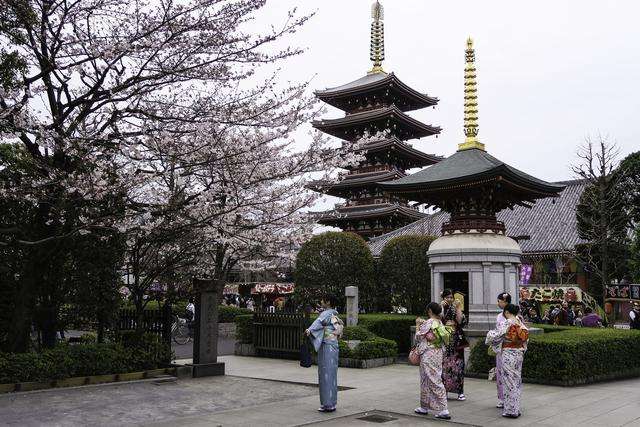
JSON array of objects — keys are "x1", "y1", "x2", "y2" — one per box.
[{"x1": 1, "y1": 356, "x2": 639, "y2": 426}]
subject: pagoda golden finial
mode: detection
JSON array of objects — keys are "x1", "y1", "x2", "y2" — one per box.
[
  {"x1": 458, "y1": 36, "x2": 486, "y2": 151},
  {"x1": 368, "y1": 1, "x2": 386, "y2": 75}
]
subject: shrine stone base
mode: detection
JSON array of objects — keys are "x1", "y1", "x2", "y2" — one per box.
[
  {"x1": 428, "y1": 231, "x2": 522, "y2": 331},
  {"x1": 191, "y1": 362, "x2": 226, "y2": 378}
]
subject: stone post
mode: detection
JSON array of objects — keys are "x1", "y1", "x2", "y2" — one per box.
[
  {"x1": 191, "y1": 279, "x2": 225, "y2": 377},
  {"x1": 345, "y1": 286, "x2": 358, "y2": 326}
]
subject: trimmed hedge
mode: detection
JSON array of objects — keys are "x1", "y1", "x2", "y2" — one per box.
[
  {"x1": 337, "y1": 337, "x2": 397, "y2": 360},
  {"x1": 358, "y1": 314, "x2": 417, "y2": 354},
  {"x1": 235, "y1": 314, "x2": 253, "y2": 344},
  {"x1": 342, "y1": 326, "x2": 376, "y2": 341},
  {"x1": 0, "y1": 336, "x2": 172, "y2": 384},
  {"x1": 351, "y1": 337, "x2": 398, "y2": 360},
  {"x1": 468, "y1": 328, "x2": 640, "y2": 385},
  {"x1": 218, "y1": 306, "x2": 252, "y2": 323}
]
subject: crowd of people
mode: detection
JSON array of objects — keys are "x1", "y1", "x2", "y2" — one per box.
[{"x1": 519, "y1": 300, "x2": 603, "y2": 327}]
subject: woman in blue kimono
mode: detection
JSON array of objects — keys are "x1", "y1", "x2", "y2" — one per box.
[{"x1": 305, "y1": 296, "x2": 343, "y2": 412}]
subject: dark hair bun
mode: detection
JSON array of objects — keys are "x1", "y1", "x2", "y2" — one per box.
[
  {"x1": 503, "y1": 303, "x2": 519, "y2": 316},
  {"x1": 427, "y1": 301, "x2": 442, "y2": 316},
  {"x1": 497, "y1": 292, "x2": 512, "y2": 303}
]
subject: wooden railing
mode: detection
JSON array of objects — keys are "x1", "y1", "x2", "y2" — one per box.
[{"x1": 253, "y1": 312, "x2": 309, "y2": 355}]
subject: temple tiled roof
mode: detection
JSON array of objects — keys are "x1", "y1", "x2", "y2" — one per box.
[{"x1": 369, "y1": 179, "x2": 588, "y2": 257}]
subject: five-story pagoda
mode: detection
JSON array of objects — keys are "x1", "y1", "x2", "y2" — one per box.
[{"x1": 308, "y1": 1, "x2": 442, "y2": 239}]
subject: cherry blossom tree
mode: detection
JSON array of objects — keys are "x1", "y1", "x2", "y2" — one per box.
[{"x1": 1, "y1": 0, "x2": 363, "y2": 346}]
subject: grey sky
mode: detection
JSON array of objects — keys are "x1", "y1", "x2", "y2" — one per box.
[{"x1": 254, "y1": 0, "x2": 639, "y2": 211}]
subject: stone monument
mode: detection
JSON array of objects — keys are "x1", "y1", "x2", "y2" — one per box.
[
  {"x1": 345, "y1": 286, "x2": 359, "y2": 327},
  {"x1": 191, "y1": 279, "x2": 225, "y2": 377}
]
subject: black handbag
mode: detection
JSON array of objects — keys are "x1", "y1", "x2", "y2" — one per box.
[{"x1": 300, "y1": 337, "x2": 312, "y2": 368}]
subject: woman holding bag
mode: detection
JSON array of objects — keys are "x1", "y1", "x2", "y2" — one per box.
[
  {"x1": 413, "y1": 302, "x2": 451, "y2": 420},
  {"x1": 305, "y1": 296, "x2": 343, "y2": 413}
]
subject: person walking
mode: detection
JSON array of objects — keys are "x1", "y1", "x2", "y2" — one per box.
[
  {"x1": 440, "y1": 289, "x2": 468, "y2": 401},
  {"x1": 486, "y1": 304, "x2": 529, "y2": 418},
  {"x1": 629, "y1": 302, "x2": 640, "y2": 330},
  {"x1": 494, "y1": 292, "x2": 511, "y2": 409},
  {"x1": 414, "y1": 302, "x2": 451, "y2": 420},
  {"x1": 581, "y1": 307, "x2": 603, "y2": 328},
  {"x1": 305, "y1": 296, "x2": 343, "y2": 413}
]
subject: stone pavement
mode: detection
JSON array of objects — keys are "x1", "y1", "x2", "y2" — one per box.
[{"x1": 1, "y1": 356, "x2": 639, "y2": 426}]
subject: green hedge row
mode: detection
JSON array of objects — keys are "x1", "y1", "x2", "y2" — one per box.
[
  {"x1": 0, "y1": 335, "x2": 172, "y2": 384},
  {"x1": 338, "y1": 337, "x2": 398, "y2": 360},
  {"x1": 358, "y1": 314, "x2": 416, "y2": 354},
  {"x1": 235, "y1": 314, "x2": 253, "y2": 344},
  {"x1": 468, "y1": 328, "x2": 640, "y2": 385},
  {"x1": 218, "y1": 306, "x2": 252, "y2": 323}
]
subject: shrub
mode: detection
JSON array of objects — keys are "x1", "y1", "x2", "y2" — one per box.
[
  {"x1": 467, "y1": 341, "x2": 495, "y2": 375},
  {"x1": 378, "y1": 235, "x2": 437, "y2": 314},
  {"x1": 468, "y1": 328, "x2": 640, "y2": 385},
  {"x1": 235, "y1": 314, "x2": 254, "y2": 344},
  {"x1": 219, "y1": 305, "x2": 252, "y2": 323},
  {"x1": 294, "y1": 232, "x2": 374, "y2": 310},
  {"x1": 351, "y1": 337, "x2": 398, "y2": 360},
  {"x1": 338, "y1": 340, "x2": 352, "y2": 358},
  {"x1": 358, "y1": 314, "x2": 417, "y2": 353},
  {"x1": 0, "y1": 337, "x2": 172, "y2": 384},
  {"x1": 342, "y1": 326, "x2": 376, "y2": 341}
]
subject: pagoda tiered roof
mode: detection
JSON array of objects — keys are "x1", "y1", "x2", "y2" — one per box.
[
  {"x1": 354, "y1": 136, "x2": 442, "y2": 169},
  {"x1": 308, "y1": 169, "x2": 404, "y2": 198},
  {"x1": 315, "y1": 72, "x2": 439, "y2": 113},
  {"x1": 315, "y1": 202, "x2": 426, "y2": 225},
  {"x1": 312, "y1": 105, "x2": 441, "y2": 141}
]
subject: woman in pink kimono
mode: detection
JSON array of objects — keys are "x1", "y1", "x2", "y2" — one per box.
[
  {"x1": 486, "y1": 303, "x2": 529, "y2": 418},
  {"x1": 414, "y1": 302, "x2": 451, "y2": 420},
  {"x1": 494, "y1": 292, "x2": 511, "y2": 409}
]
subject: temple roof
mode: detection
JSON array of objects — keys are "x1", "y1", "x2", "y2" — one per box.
[
  {"x1": 369, "y1": 180, "x2": 588, "y2": 257},
  {"x1": 308, "y1": 170, "x2": 403, "y2": 197},
  {"x1": 379, "y1": 148, "x2": 565, "y2": 199},
  {"x1": 355, "y1": 137, "x2": 442, "y2": 168},
  {"x1": 315, "y1": 72, "x2": 439, "y2": 112},
  {"x1": 315, "y1": 202, "x2": 427, "y2": 223},
  {"x1": 312, "y1": 106, "x2": 441, "y2": 141}
]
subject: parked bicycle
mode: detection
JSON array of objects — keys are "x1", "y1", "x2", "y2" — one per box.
[{"x1": 172, "y1": 316, "x2": 193, "y2": 345}]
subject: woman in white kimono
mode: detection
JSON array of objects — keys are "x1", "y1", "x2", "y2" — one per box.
[
  {"x1": 305, "y1": 296, "x2": 343, "y2": 412},
  {"x1": 494, "y1": 292, "x2": 511, "y2": 409},
  {"x1": 414, "y1": 302, "x2": 451, "y2": 420},
  {"x1": 486, "y1": 303, "x2": 529, "y2": 419}
]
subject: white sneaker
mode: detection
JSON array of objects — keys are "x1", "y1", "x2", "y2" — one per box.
[
  {"x1": 458, "y1": 394, "x2": 466, "y2": 401},
  {"x1": 435, "y1": 411, "x2": 451, "y2": 420},
  {"x1": 414, "y1": 407, "x2": 428, "y2": 415},
  {"x1": 496, "y1": 402, "x2": 504, "y2": 408}
]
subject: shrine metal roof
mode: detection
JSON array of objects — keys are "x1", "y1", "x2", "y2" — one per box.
[
  {"x1": 368, "y1": 179, "x2": 588, "y2": 257},
  {"x1": 380, "y1": 148, "x2": 565, "y2": 196}
]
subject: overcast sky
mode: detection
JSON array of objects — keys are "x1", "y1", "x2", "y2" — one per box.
[{"x1": 252, "y1": 0, "x2": 639, "y2": 211}]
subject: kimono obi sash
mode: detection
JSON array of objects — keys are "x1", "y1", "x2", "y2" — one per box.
[{"x1": 502, "y1": 323, "x2": 529, "y2": 349}]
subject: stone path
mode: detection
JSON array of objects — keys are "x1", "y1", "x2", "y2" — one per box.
[{"x1": 1, "y1": 356, "x2": 639, "y2": 426}]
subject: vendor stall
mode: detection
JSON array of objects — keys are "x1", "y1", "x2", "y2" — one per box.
[{"x1": 604, "y1": 284, "x2": 640, "y2": 326}]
